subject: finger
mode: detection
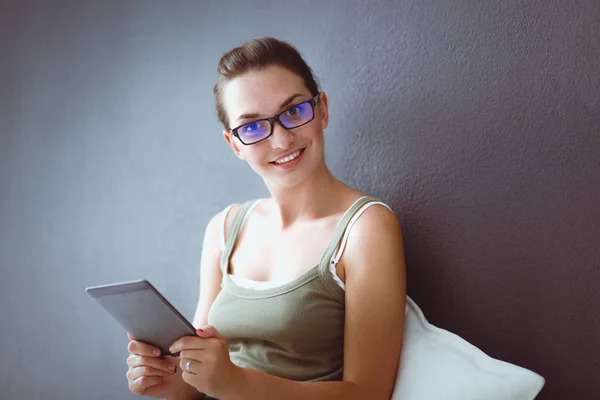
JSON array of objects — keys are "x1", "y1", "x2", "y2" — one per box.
[
  {"x1": 129, "y1": 375, "x2": 163, "y2": 395},
  {"x1": 197, "y1": 325, "x2": 224, "y2": 339},
  {"x1": 179, "y1": 358, "x2": 198, "y2": 375},
  {"x1": 127, "y1": 354, "x2": 178, "y2": 374},
  {"x1": 127, "y1": 365, "x2": 175, "y2": 381},
  {"x1": 181, "y1": 370, "x2": 194, "y2": 386},
  {"x1": 163, "y1": 354, "x2": 180, "y2": 362},
  {"x1": 180, "y1": 337, "x2": 223, "y2": 356},
  {"x1": 179, "y1": 350, "x2": 205, "y2": 362},
  {"x1": 128, "y1": 339, "x2": 162, "y2": 357},
  {"x1": 169, "y1": 336, "x2": 206, "y2": 353},
  {"x1": 127, "y1": 332, "x2": 134, "y2": 340}
]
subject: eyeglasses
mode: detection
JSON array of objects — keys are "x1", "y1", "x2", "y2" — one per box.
[{"x1": 230, "y1": 94, "x2": 321, "y2": 145}]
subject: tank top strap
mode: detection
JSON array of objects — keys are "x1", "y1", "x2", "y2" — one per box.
[
  {"x1": 317, "y1": 196, "x2": 383, "y2": 302},
  {"x1": 219, "y1": 199, "x2": 262, "y2": 275}
]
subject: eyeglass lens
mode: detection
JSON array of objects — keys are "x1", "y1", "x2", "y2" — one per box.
[{"x1": 237, "y1": 100, "x2": 315, "y2": 144}]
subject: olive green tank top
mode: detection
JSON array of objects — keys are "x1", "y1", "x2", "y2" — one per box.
[{"x1": 207, "y1": 196, "x2": 382, "y2": 382}]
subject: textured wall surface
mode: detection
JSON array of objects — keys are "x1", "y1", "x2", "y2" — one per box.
[{"x1": 1, "y1": 0, "x2": 598, "y2": 399}]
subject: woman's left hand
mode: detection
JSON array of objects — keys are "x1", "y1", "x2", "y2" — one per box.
[{"x1": 169, "y1": 326, "x2": 241, "y2": 399}]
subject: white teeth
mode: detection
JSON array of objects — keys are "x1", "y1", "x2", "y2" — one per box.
[{"x1": 274, "y1": 150, "x2": 302, "y2": 164}]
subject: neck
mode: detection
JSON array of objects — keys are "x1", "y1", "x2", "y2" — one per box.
[{"x1": 263, "y1": 161, "x2": 345, "y2": 228}]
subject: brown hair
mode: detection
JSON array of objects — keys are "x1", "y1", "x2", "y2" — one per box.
[{"x1": 213, "y1": 37, "x2": 320, "y2": 129}]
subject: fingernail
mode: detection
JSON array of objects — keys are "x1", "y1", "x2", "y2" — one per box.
[
  {"x1": 169, "y1": 364, "x2": 177, "y2": 371},
  {"x1": 153, "y1": 349, "x2": 161, "y2": 356}
]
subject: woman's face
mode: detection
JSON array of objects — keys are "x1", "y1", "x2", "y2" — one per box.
[{"x1": 222, "y1": 64, "x2": 329, "y2": 188}]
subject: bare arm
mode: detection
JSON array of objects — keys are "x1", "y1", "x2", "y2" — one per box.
[
  {"x1": 223, "y1": 205, "x2": 406, "y2": 400},
  {"x1": 192, "y1": 203, "x2": 242, "y2": 328},
  {"x1": 191, "y1": 210, "x2": 225, "y2": 329},
  {"x1": 168, "y1": 205, "x2": 241, "y2": 400}
]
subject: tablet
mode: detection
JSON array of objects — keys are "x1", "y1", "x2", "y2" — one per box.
[{"x1": 86, "y1": 279, "x2": 197, "y2": 356}]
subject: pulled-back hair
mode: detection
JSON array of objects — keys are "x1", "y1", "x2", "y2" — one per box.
[{"x1": 213, "y1": 37, "x2": 320, "y2": 129}]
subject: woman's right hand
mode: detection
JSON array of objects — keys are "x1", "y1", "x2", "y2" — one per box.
[{"x1": 126, "y1": 333, "x2": 185, "y2": 398}]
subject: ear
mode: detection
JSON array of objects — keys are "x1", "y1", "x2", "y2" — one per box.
[
  {"x1": 318, "y1": 92, "x2": 329, "y2": 130},
  {"x1": 223, "y1": 130, "x2": 245, "y2": 160}
]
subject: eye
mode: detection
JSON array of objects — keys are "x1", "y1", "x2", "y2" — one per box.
[
  {"x1": 243, "y1": 122, "x2": 259, "y2": 132},
  {"x1": 285, "y1": 106, "x2": 301, "y2": 118}
]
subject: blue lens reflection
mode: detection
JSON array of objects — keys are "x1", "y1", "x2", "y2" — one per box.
[
  {"x1": 240, "y1": 120, "x2": 270, "y2": 142},
  {"x1": 280, "y1": 102, "x2": 312, "y2": 128}
]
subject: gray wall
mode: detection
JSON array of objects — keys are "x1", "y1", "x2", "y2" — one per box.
[{"x1": 1, "y1": 1, "x2": 598, "y2": 399}]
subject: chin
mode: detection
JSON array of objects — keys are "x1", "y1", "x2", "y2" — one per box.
[{"x1": 269, "y1": 163, "x2": 320, "y2": 189}]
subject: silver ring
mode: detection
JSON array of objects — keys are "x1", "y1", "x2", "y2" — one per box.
[{"x1": 185, "y1": 360, "x2": 193, "y2": 373}]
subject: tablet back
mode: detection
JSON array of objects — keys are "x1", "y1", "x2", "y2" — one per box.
[{"x1": 86, "y1": 279, "x2": 196, "y2": 355}]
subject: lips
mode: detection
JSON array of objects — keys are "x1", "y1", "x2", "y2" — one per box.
[{"x1": 270, "y1": 148, "x2": 306, "y2": 164}]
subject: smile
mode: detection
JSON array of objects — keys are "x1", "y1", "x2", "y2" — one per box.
[{"x1": 273, "y1": 149, "x2": 304, "y2": 164}]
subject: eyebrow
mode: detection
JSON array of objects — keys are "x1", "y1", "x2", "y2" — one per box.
[{"x1": 235, "y1": 93, "x2": 305, "y2": 124}]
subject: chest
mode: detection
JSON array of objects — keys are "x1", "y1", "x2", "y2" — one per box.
[
  {"x1": 228, "y1": 216, "x2": 344, "y2": 282},
  {"x1": 208, "y1": 280, "x2": 346, "y2": 357}
]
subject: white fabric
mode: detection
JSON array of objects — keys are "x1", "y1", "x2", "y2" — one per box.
[
  {"x1": 391, "y1": 296, "x2": 545, "y2": 400},
  {"x1": 228, "y1": 273, "x2": 293, "y2": 289}
]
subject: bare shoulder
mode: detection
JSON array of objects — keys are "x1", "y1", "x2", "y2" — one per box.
[
  {"x1": 350, "y1": 202, "x2": 402, "y2": 240},
  {"x1": 342, "y1": 202, "x2": 404, "y2": 272},
  {"x1": 198, "y1": 203, "x2": 243, "y2": 257},
  {"x1": 222, "y1": 203, "x2": 245, "y2": 240}
]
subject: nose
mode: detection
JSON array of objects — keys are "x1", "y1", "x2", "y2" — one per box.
[{"x1": 270, "y1": 121, "x2": 294, "y2": 149}]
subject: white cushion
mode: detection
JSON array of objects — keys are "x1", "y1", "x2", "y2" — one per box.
[{"x1": 391, "y1": 296, "x2": 545, "y2": 400}]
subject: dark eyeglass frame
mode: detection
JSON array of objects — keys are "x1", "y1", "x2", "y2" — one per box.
[{"x1": 230, "y1": 93, "x2": 321, "y2": 146}]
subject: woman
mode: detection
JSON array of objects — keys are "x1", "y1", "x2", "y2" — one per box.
[{"x1": 125, "y1": 37, "x2": 406, "y2": 400}]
